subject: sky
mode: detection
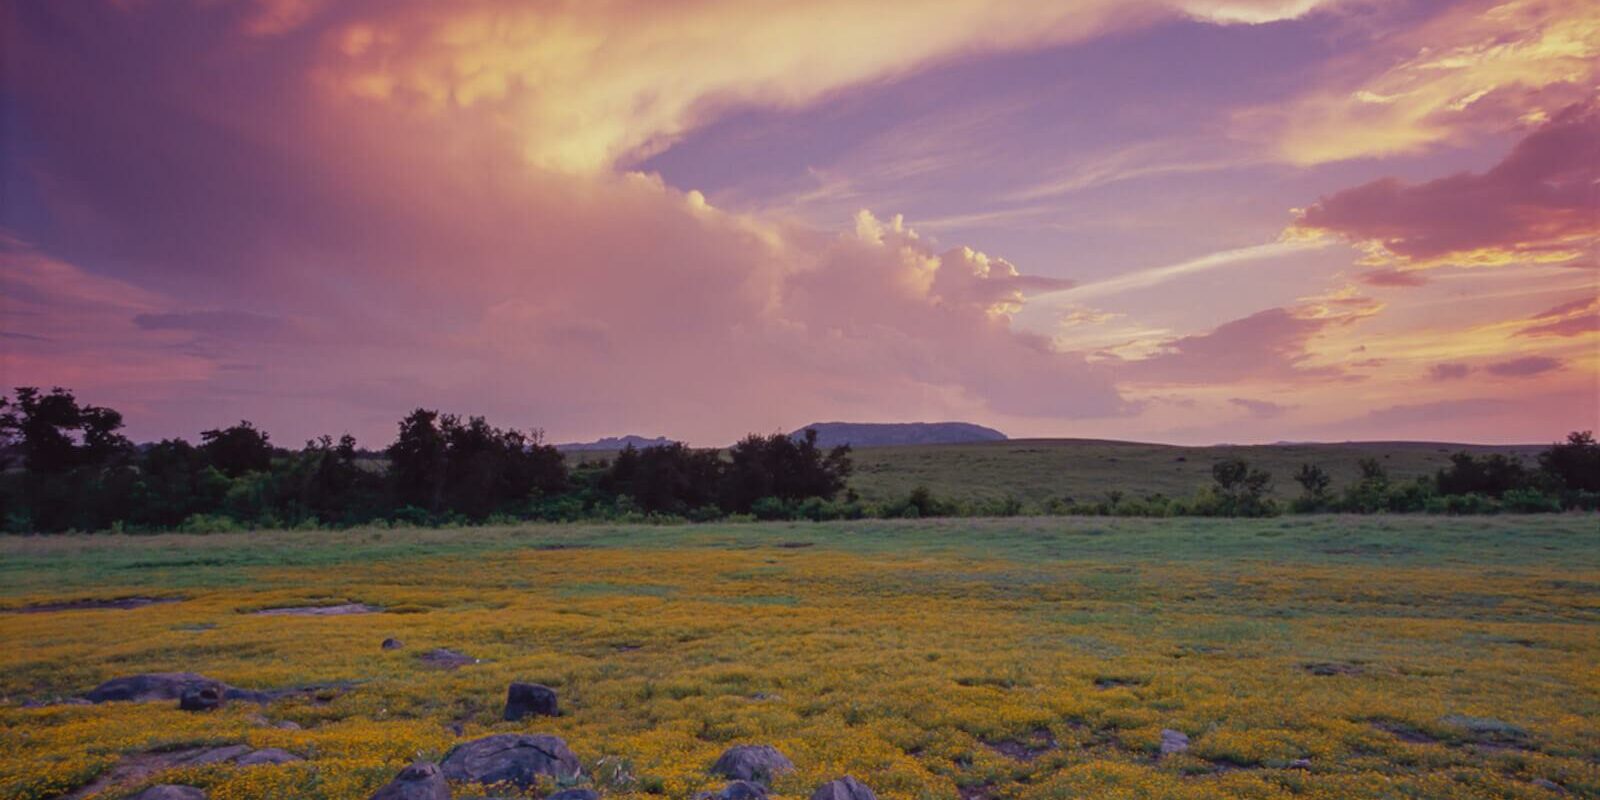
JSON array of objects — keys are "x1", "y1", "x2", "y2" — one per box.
[{"x1": 1, "y1": 0, "x2": 1596, "y2": 447}]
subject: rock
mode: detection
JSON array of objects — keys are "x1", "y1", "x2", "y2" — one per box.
[
  {"x1": 710, "y1": 745, "x2": 794, "y2": 783},
  {"x1": 547, "y1": 790, "x2": 600, "y2": 800},
  {"x1": 187, "y1": 744, "x2": 256, "y2": 765},
  {"x1": 1288, "y1": 758, "x2": 1312, "y2": 770},
  {"x1": 236, "y1": 748, "x2": 303, "y2": 766},
  {"x1": 1159, "y1": 729, "x2": 1189, "y2": 756},
  {"x1": 128, "y1": 786, "x2": 207, "y2": 800},
  {"x1": 419, "y1": 648, "x2": 479, "y2": 669},
  {"x1": 253, "y1": 603, "x2": 380, "y2": 616},
  {"x1": 179, "y1": 683, "x2": 225, "y2": 712},
  {"x1": 810, "y1": 777, "x2": 876, "y2": 800},
  {"x1": 1533, "y1": 778, "x2": 1567, "y2": 793},
  {"x1": 382, "y1": 638, "x2": 405, "y2": 650},
  {"x1": 370, "y1": 762, "x2": 451, "y2": 800},
  {"x1": 440, "y1": 734, "x2": 582, "y2": 788},
  {"x1": 710, "y1": 780, "x2": 771, "y2": 800},
  {"x1": 86, "y1": 673, "x2": 223, "y2": 704},
  {"x1": 504, "y1": 682, "x2": 559, "y2": 721},
  {"x1": 1440, "y1": 715, "x2": 1529, "y2": 744}
]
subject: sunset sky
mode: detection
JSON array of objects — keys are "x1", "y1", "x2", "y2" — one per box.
[{"x1": 2, "y1": 0, "x2": 1596, "y2": 447}]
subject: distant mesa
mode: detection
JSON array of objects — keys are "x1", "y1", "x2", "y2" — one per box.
[
  {"x1": 555, "y1": 434, "x2": 676, "y2": 452},
  {"x1": 791, "y1": 422, "x2": 1007, "y2": 448}
]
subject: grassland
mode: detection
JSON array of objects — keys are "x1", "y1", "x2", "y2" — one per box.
[
  {"x1": 844, "y1": 439, "x2": 1549, "y2": 507},
  {"x1": 2, "y1": 516, "x2": 1597, "y2": 799}
]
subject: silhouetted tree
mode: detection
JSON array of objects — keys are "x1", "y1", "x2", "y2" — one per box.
[
  {"x1": 388, "y1": 409, "x2": 449, "y2": 512},
  {"x1": 1539, "y1": 431, "x2": 1600, "y2": 493},
  {"x1": 199, "y1": 421, "x2": 273, "y2": 478},
  {"x1": 1436, "y1": 452, "x2": 1529, "y2": 498},
  {"x1": 1210, "y1": 457, "x2": 1273, "y2": 516},
  {"x1": 603, "y1": 442, "x2": 723, "y2": 515},
  {"x1": 1293, "y1": 463, "x2": 1331, "y2": 498},
  {"x1": 719, "y1": 429, "x2": 851, "y2": 513}
]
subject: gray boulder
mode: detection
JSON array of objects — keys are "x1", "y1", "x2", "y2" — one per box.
[
  {"x1": 811, "y1": 777, "x2": 876, "y2": 800},
  {"x1": 179, "y1": 683, "x2": 226, "y2": 712},
  {"x1": 370, "y1": 762, "x2": 451, "y2": 800},
  {"x1": 382, "y1": 638, "x2": 405, "y2": 650},
  {"x1": 697, "y1": 780, "x2": 769, "y2": 800},
  {"x1": 440, "y1": 734, "x2": 581, "y2": 788},
  {"x1": 710, "y1": 745, "x2": 793, "y2": 783},
  {"x1": 504, "y1": 683, "x2": 559, "y2": 721},
  {"x1": 128, "y1": 787, "x2": 207, "y2": 800},
  {"x1": 546, "y1": 790, "x2": 600, "y2": 800},
  {"x1": 236, "y1": 748, "x2": 303, "y2": 766},
  {"x1": 87, "y1": 673, "x2": 223, "y2": 704},
  {"x1": 1159, "y1": 729, "x2": 1190, "y2": 756}
]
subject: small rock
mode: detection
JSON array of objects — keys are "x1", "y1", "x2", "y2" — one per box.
[
  {"x1": 236, "y1": 748, "x2": 303, "y2": 766},
  {"x1": 811, "y1": 777, "x2": 877, "y2": 800},
  {"x1": 1159, "y1": 729, "x2": 1189, "y2": 756},
  {"x1": 179, "y1": 683, "x2": 225, "y2": 712},
  {"x1": 1532, "y1": 778, "x2": 1566, "y2": 794},
  {"x1": 440, "y1": 733, "x2": 582, "y2": 788},
  {"x1": 128, "y1": 786, "x2": 207, "y2": 800},
  {"x1": 276, "y1": 720, "x2": 303, "y2": 730},
  {"x1": 370, "y1": 762, "x2": 451, "y2": 800},
  {"x1": 1288, "y1": 758, "x2": 1312, "y2": 770},
  {"x1": 188, "y1": 745, "x2": 255, "y2": 765},
  {"x1": 547, "y1": 790, "x2": 600, "y2": 800},
  {"x1": 382, "y1": 638, "x2": 405, "y2": 650},
  {"x1": 710, "y1": 745, "x2": 794, "y2": 784},
  {"x1": 504, "y1": 682, "x2": 559, "y2": 721}
]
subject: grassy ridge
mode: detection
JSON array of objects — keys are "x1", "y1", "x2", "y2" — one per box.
[{"x1": 844, "y1": 439, "x2": 1548, "y2": 506}]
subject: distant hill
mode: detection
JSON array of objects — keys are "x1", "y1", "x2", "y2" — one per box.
[
  {"x1": 555, "y1": 435, "x2": 676, "y2": 452},
  {"x1": 791, "y1": 421, "x2": 1008, "y2": 448}
]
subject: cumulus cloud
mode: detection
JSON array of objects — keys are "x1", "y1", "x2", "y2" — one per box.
[{"x1": 1287, "y1": 103, "x2": 1599, "y2": 269}]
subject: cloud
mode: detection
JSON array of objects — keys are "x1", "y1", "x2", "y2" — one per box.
[
  {"x1": 134, "y1": 311, "x2": 292, "y2": 340},
  {"x1": 1358, "y1": 268, "x2": 1429, "y2": 287},
  {"x1": 1117, "y1": 307, "x2": 1336, "y2": 385},
  {"x1": 1287, "y1": 104, "x2": 1599, "y2": 269},
  {"x1": 1484, "y1": 355, "x2": 1564, "y2": 377},
  {"x1": 1039, "y1": 239, "x2": 1327, "y2": 303},
  {"x1": 1238, "y1": 0, "x2": 1599, "y2": 164},
  {"x1": 312, "y1": 0, "x2": 1334, "y2": 172},
  {"x1": 1430, "y1": 363, "x2": 1473, "y2": 380},
  {"x1": 1228, "y1": 397, "x2": 1290, "y2": 418},
  {"x1": 1517, "y1": 295, "x2": 1600, "y2": 337}
]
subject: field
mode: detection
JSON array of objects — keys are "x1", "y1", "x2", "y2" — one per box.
[
  {"x1": 2, "y1": 516, "x2": 1598, "y2": 799},
  {"x1": 568, "y1": 439, "x2": 1550, "y2": 509},
  {"x1": 844, "y1": 440, "x2": 1550, "y2": 508}
]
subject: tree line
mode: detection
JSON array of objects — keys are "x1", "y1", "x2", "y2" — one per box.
[
  {"x1": 0, "y1": 386, "x2": 1594, "y2": 532},
  {"x1": 0, "y1": 387, "x2": 852, "y2": 532}
]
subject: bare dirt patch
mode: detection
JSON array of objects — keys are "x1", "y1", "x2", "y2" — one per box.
[
  {"x1": 251, "y1": 602, "x2": 380, "y2": 616},
  {"x1": 8, "y1": 596, "x2": 183, "y2": 613},
  {"x1": 982, "y1": 728, "x2": 1057, "y2": 761}
]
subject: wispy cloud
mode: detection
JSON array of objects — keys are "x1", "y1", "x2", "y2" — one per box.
[{"x1": 1036, "y1": 239, "x2": 1330, "y2": 303}]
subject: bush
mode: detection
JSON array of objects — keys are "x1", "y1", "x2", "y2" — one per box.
[{"x1": 1501, "y1": 488, "x2": 1562, "y2": 513}]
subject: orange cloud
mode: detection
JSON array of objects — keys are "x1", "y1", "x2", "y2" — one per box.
[
  {"x1": 1239, "y1": 0, "x2": 1599, "y2": 164},
  {"x1": 316, "y1": 0, "x2": 1337, "y2": 172}
]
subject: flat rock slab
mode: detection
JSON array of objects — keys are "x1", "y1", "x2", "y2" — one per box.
[
  {"x1": 61, "y1": 745, "x2": 292, "y2": 799},
  {"x1": 419, "y1": 648, "x2": 481, "y2": 669},
  {"x1": 128, "y1": 787, "x2": 207, "y2": 800},
  {"x1": 86, "y1": 673, "x2": 224, "y2": 704},
  {"x1": 8, "y1": 596, "x2": 183, "y2": 613},
  {"x1": 252, "y1": 603, "x2": 382, "y2": 616}
]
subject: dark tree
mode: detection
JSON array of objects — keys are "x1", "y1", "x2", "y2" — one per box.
[
  {"x1": 126, "y1": 438, "x2": 230, "y2": 527},
  {"x1": 603, "y1": 442, "x2": 723, "y2": 514},
  {"x1": 1539, "y1": 431, "x2": 1600, "y2": 493},
  {"x1": 199, "y1": 421, "x2": 274, "y2": 478},
  {"x1": 719, "y1": 429, "x2": 852, "y2": 513},
  {"x1": 1, "y1": 387, "x2": 129, "y2": 473},
  {"x1": 1293, "y1": 463, "x2": 1331, "y2": 498},
  {"x1": 281, "y1": 434, "x2": 385, "y2": 524},
  {"x1": 1210, "y1": 457, "x2": 1273, "y2": 516},
  {"x1": 1435, "y1": 452, "x2": 1529, "y2": 498},
  {"x1": 387, "y1": 409, "x2": 449, "y2": 512}
]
